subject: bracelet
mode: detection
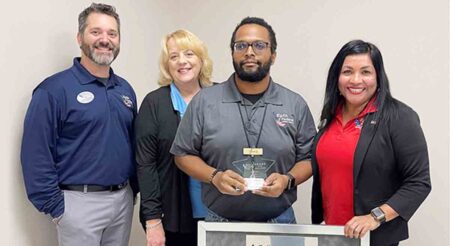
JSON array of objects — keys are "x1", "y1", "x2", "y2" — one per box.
[
  {"x1": 146, "y1": 220, "x2": 162, "y2": 230},
  {"x1": 209, "y1": 169, "x2": 221, "y2": 184}
]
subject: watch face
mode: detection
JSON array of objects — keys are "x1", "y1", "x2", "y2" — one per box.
[
  {"x1": 371, "y1": 207, "x2": 385, "y2": 222},
  {"x1": 372, "y1": 208, "x2": 383, "y2": 217}
]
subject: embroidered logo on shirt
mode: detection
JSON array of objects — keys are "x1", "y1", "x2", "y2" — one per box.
[
  {"x1": 121, "y1": 95, "x2": 134, "y2": 109},
  {"x1": 274, "y1": 113, "x2": 294, "y2": 127},
  {"x1": 76, "y1": 91, "x2": 94, "y2": 104}
]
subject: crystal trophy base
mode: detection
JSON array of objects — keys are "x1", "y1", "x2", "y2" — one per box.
[{"x1": 245, "y1": 178, "x2": 264, "y2": 190}]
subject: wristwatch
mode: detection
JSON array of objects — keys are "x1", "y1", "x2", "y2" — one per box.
[
  {"x1": 370, "y1": 207, "x2": 386, "y2": 224},
  {"x1": 285, "y1": 173, "x2": 296, "y2": 190}
]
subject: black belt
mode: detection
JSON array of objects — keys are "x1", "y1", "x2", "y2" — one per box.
[{"x1": 59, "y1": 181, "x2": 128, "y2": 192}]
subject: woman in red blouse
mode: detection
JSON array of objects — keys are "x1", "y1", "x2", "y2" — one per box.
[{"x1": 311, "y1": 40, "x2": 431, "y2": 246}]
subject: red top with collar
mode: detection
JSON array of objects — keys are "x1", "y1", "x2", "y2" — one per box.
[{"x1": 316, "y1": 99, "x2": 377, "y2": 225}]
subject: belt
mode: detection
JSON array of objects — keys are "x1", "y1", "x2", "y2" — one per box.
[{"x1": 59, "y1": 181, "x2": 128, "y2": 192}]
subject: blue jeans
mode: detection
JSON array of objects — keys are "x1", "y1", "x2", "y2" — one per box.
[
  {"x1": 206, "y1": 206, "x2": 296, "y2": 223},
  {"x1": 206, "y1": 207, "x2": 303, "y2": 246}
]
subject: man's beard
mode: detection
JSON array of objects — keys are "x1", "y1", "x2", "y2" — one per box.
[
  {"x1": 233, "y1": 58, "x2": 272, "y2": 82},
  {"x1": 80, "y1": 39, "x2": 120, "y2": 66}
]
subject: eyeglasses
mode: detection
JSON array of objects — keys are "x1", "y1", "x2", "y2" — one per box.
[{"x1": 233, "y1": 41, "x2": 270, "y2": 54}]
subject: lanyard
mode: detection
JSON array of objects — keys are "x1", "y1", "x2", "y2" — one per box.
[{"x1": 237, "y1": 99, "x2": 268, "y2": 149}]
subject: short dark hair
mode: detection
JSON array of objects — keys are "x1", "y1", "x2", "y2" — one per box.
[
  {"x1": 230, "y1": 17, "x2": 277, "y2": 54},
  {"x1": 78, "y1": 3, "x2": 120, "y2": 34},
  {"x1": 319, "y1": 40, "x2": 396, "y2": 129}
]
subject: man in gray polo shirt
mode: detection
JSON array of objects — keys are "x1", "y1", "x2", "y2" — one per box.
[{"x1": 170, "y1": 17, "x2": 316, "y2": 223}]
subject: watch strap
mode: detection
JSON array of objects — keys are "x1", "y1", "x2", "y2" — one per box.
[{"x1": 285, "y1": 173, "x2": 295, "y2": 190}]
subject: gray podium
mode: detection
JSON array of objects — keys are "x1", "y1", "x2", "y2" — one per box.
[{"x1": 198, "y1": 221, "x2": 370, "y2": 246}]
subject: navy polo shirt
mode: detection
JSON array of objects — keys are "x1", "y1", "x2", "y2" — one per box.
[{"x1": 21, "y1": 58, "x2": 137, "y2": 218}]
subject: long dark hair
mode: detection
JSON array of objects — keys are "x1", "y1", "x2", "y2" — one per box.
[{"x1": 319, "y1": 40, "x2": 397, "y2": 130}]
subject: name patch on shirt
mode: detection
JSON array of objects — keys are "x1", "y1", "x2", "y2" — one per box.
[{"x1": 77, "y1": 91, "x2": 94, "y2": 104}]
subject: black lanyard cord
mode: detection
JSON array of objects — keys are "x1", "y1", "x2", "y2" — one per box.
[{"x1": 237, "y1": 101, "x2": 268, "y2": 148}]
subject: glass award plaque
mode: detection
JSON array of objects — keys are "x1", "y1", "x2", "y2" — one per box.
[{"x1": 232, "y1": 157, "x2": 275, "y2": 190}]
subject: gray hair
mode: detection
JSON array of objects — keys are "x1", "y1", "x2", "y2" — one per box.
[{"x1": 78, "y1": 3, "x2": 120, "y2": 34}]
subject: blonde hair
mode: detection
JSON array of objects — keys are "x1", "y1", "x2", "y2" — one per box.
[{"x1": 158, "y1": 29, "x2": 213, "y2": 87}]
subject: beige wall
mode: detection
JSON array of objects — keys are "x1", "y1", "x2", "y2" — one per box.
[
  {"x1": 1, "y1": 0, "x2": 167, "y2": 245},
  {"x1": 1, "y1": 0, "x2": 448, "y2": 245},
  {"x1": 178, "y1": 1, "x2": 449, "y2": 245}
]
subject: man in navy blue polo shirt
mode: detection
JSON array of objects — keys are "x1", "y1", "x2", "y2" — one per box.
[{"x1": 20, "y1": 3, "x2": 137, "y2": 246}]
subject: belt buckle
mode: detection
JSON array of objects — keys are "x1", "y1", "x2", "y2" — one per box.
[{"x1": 83, "y1": 185, "x2": 88, "y2": 193}]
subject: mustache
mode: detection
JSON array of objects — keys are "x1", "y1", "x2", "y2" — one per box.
[
  {"x1": 94, "y1": 40, "x2": 115, "y2": 50},
  {"x1": 240, "y1": 60, "x2": 261, "y2": 66}
]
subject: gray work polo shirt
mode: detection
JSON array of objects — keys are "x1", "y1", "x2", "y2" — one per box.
[{"x1": 170, "y1": 74, "x2": 316, "y2": 221}]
